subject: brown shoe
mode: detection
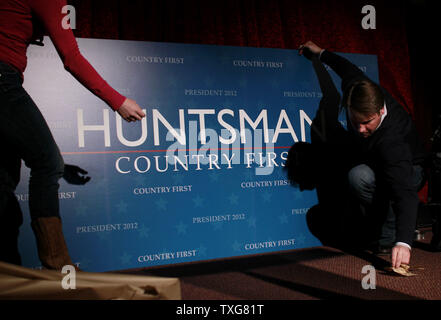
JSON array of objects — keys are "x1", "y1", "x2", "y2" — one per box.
[{"x1": 31, "y1": 217, "x2": 76, "y2": 270}]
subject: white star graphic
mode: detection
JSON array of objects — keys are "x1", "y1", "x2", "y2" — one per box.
[{"x1": 175, "y1": 221, "x2": 188, "y2": 235}]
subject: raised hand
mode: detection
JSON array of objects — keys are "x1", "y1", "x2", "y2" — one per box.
[{"x1": 298, "y1": 41, "x2": 324, "y2": 59}]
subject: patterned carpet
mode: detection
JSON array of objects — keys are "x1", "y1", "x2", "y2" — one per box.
[{"x1": 136, "y1": 229, "x2": 441, "y2": 300}]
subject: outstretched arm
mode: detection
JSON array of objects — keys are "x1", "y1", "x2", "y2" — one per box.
[
  {"x1": 30, "y1": 0, "x2": 145, "y2": 122},
  {"x1": 299, "y1": 41, "x2": 366, "y2": 93},
  {"x1": 299, "y1": 47, "x2": 341, "y2": 142},
  {"x1": 311, "y1": 55, "x2": 341, "y2": 123}
]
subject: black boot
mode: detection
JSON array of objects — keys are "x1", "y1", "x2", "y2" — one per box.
[{"x1": 31, "y1": 216, "x2": 76, "y2": 270}]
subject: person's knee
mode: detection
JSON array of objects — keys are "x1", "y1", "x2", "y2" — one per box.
[
  {"x1": 29, "y1": 148, "x2": 64, "y2": 181},
  {"x1": 348, "y1": 164, "x2": 375, "y2": 195}
]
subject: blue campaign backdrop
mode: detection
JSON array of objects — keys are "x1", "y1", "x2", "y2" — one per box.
[{"x1": 15, "y1": 37, "x2": 379, "y2": 272}]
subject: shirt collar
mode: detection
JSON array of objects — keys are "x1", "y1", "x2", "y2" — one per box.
[{"x1": 374, "y1": 103, "x2": 387, "y2": 132}]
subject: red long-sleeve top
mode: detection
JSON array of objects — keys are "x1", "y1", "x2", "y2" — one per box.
[{"x1": 0, "y1": 0, "x2": 125, "y2": 110}]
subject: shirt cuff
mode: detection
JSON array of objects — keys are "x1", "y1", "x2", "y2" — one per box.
[
  {"x1": 318, "y1": 49, "x2": 325, "y2": 60},
  {"x1": 395, "y1": 242, "x2": 411, "y2": 250}
]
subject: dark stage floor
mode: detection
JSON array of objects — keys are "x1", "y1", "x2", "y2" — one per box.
[{"x1": 119, "y1": 228, "x2": 441, "y2": 300}]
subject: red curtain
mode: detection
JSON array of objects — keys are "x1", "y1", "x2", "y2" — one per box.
[{"x1": 70, "y1": 0, "x2": 414, "y2": 115}]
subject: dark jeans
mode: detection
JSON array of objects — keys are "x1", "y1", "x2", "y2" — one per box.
[
  {"x1": 0, "y1": 61, "x2": 64, "y2": 221},
  {"x1": 347, "y1": 163, "x2": 424, "y2": 246}
]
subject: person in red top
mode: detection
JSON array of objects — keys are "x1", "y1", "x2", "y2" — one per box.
[{"x1": 0, "y1": 0, "x2": 145, "y2": 270}]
